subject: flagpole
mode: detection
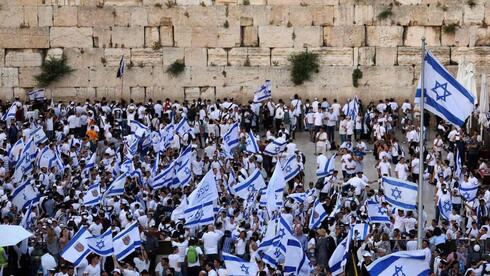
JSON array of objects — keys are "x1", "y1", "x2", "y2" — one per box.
[{"x1": 417, "y1": 37, "x2": 426, "y2": 249}]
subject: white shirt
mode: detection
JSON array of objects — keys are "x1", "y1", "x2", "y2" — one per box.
[
  {"x1": 168, "y1": 253, "x2": 181, "y2": 272},
  {"x1": 41, "y1": 253, "x2": 57, "y2": 275},
  {"x1": 202, "y1": 231, "x2": 221, "y2": 254},
  {"x1": 395, "y1": 163, "x2": 409, "y2": 180},
  {"x1": 313, "y1": 112, "x2": 323, "y2": 126}
]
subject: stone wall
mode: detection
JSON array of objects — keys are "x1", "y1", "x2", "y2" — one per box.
[{"x1": 1, "y1": 0, "x2": 490, "y2": 103}]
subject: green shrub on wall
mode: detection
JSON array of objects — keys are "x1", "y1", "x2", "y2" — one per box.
[
  {"x1": 288, "y1": 51, "x2": 320, "y2": 85},
  {"x1": 167, "y1": 59, "x2": 185, "y2": 77},
  {"x1": 35, "y1": 55, "x2": 75, "y2": 87}
]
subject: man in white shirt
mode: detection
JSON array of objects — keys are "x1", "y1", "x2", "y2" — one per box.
[
  {"x1": 201, "y1": 225, "x2": 221, "y2": 262},
  {"x1": 395, "y1": 157, "x2": 409, "y2": 180},
  {"x1": 168, "y1": 246, "x2": 182, "y2": 275}
]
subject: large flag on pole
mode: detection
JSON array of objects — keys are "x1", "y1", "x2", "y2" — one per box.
[
  {"x1": 415, "y1": 51, "x2": 476, "y2": 127},
  {"x1": 309, "y1": 199, "x2": 327, "y2": 229},
  {"x1": 284, "y1": 238, "x2": 312, "y2": 276},
  {"x1": 316, "y1": 153, "x2": 336, "y2": 177},
  {"x1": 61, "y1": 226, "x2": 91, "y2": 267},
  {"x1": 1, "y1": 103, "x2": 17, "y2": 121},
  {"x1": 245, "y1": 130, "x2": 260, "y2": 153},
  {"x1": 86, "y1": 228, "x2": 114, "y2": 256},
  {"x1": 328, "y1": 236, "x2": 350, "y2": 276},
  {"x1": 264, "y1": 137, "x2": 287, "y2": 156},
  {"x1": 113, "y1": 222, "x2": 141, "y2": 260},
  {"x1": 366, "y1": 250, "x2": 430, "y2": 276},
  {"x1": 12, "y1": 181, "x2": 39, "y2": 210},
  {"x1": 382, "y1": 177, "x2": 418, "y2": 211},
  {"x1": 265, "y1": 164, "x2": 286, "y2": 216},
  {"x1": 232, "y1": 169, "x2": 266, "y2": 200},
  {"x1": 366, "y1": 200, "x2": 390, "y2": 224},
  {"x1": 253, "y1": 80, "x2": 272, "y2": 103},
  {"x1": 116, "y1": 56, "x2": 125, "y2": 78},
  {"x1": 282, "y1": 155, "x2": 300, "y2": 182},
  {"x1": 223, "y1": 253, "x2": 259, "y2": 276}
]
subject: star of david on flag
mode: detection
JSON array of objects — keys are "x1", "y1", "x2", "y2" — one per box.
[
  {"x1": 366, "y1": 250, "x2": 430, "y2": 276},
  {"x1": 438, "y1": 192, "x2": 452, "y2": 221},
  {"x1": 382, "y1": 177, "x2": 418, "y2": 211},
  {"x1": 415, "y1": 51, "x2": 476, "y2": 127},
  {"x1": 223, "y1": 253, "x2": 259, "y2": 276},
  {"x1": 86, "y1": 228, "x2": 114, "y2": 256}
]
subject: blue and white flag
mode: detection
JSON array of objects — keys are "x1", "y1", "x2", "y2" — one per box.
[
  {"x1": 233, "y1": 169, "x2": 266, "y2": 200},
  {"x1": 328, "y1": 236, "x2": 350, "y2": 276},
  {"x1": 264, "y1": 137, "x2": 287, "y2": 156},
  {"x1": 328, "y1": 194, "x2": 342, "y2": 219},
  {"x1": 151, "y1": 162, "x2": 175, "y2": 190},
  {"x1": 161, "y1": 124, "x2": 174, "y2": 150},
  {"x1": 287, "y1": 191, "x2": 311, "y2": 204},
  {"x1": 245, "y1": 130, "x2": 260, "y2": 153},
  {"x1": 175, "y1": 117, "x2": 192, "y2": 136},
  {"x1": 175, "y1": 159, "x2": 192, "y2": 187},
  {"x1": 20, "y1": 203, "x2": 35, "y2": 229},
  {"x1": 12, "y1": 181, "x2": 39, "y2": 210},
  {"x1": 366, "y1": 200, "x2": 390, "y2": 224},
  {"x1": 12, "y1": 140, "x2": 36, "y2": 183},
  {"x1": 223, "y1": 253, "x2": 259, "y2": 276},
  {"x1": 276, "y1": 215, "x2": 295, "y2": 252},
  {"x1": 366, "y1": 250, "x2": 430, "y2": 276},
  {"x1": 316, "y1": 154, "x2": 336, "y2": 177},
  {"x1": 116, "y1": 56, "x2": 125, "y2": 78},
  {"x1": 183, "y1": 200, "x2": 215, "y2": 228},
  {"x1": 151, "y1": 152, "x2": 160, "y2": 177},
  {"x1": 350, "y1": 223, "x2": 370, "y2": 241},
  {"x1": 1, "y1": 103, "x2": 17, "y2": 121},
  {"x1": 309, "y1": 199, "x2": 327, "y2": 230},
  {"x1": 460, "y1": 181, "x2": 479, "y2": 202},
  {"x1": 282, "y1": 155, "x2": 300, "y2": 182},
  {"x1": 38, "y1": 146, "x2": 54, "y2": 168},
  {"x1": 27, "y1": 88, "x2": 45, "y2": 101},
  {"x1": 187, "y1": 169, "x2": 218, "y2": 206},
  {"x1": 52, "y1": 148, "x2": 65, "y2": 173},
  {"x1": 382, "y1": 176, "x2": 418, "y2": 211},
  {"x1": 130, "y1": 120, "x2": 149, "y2": 138},
  {"x1": 342, "y1": 98, "x2": 360, "y2": 120},
  {"x1": 284, "y1": 238, "x2": 312, "y2": 276},
  {"x1": 104, "y1": 174, "x2": 127, "y2": 197},
  {"x1": 9, "y1": 138, "x2": 24, "y2": 162},
  {"x1": 83, "y1": 182, "x2": 102, "y2": 207},
  {"x1": 82, "y1": 152, "x2": 96, "y2": 179},
  {"x1": 87, "y1": 228, "x2": 114, "y2": 256},
  {"x1": 30, "y1": 127, "x2": 48, "y2": 144},
  {"x1": 223, "y1": 122, "x2": 240, "y2": 150},
  {"x1": 455, "y1": 148, "x2": 462, "y2": 180},
  {"x1": 253, "y1": 80, "x2": 272, "y2": 103},
  {"x1": 265, "y1": 164, "x2": 286, "y2": 216},
  {"x1": 171, "y1": 195, "x2": 187, "y2": 221},
  {"x1": 113, "y1": 221, "x2": 141, "y2": 261},
  {"x1": 438, "y1": 192, "x2": 452, "y2": 221},
  {"x1": 61, "y1": 226, "x2": 91, "y2": 267},
  {"x1": 415, "y1": 51, "x2": 476, "y2": 127}
]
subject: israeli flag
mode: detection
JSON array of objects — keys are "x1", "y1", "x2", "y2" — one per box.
[
  {"x1": 328, "y1": 236, "x2": 350, "y2": 276},
  {"x1": 151, "y1": 162, "x2": 175, "y2": 190},
  {"x1": 9, "y1": 138, "x2": 24, "y2": 162},
  {"x1": 161, "y1": 124, "x2": 174, "y2": 150},
  {"x1": 151, "y1": 152, "x2": 160, "y2": 177},
  {"x1": 20, "y1": 203, "x2": 35, "y2": 229},
  {"x1": 187, "y1": 169, "x2": 218, "y2": 206},
  {"x1": 116, "y1": 55, "x2": 125, "y2": 78},
  {"x1": 366, "y1": 250, "x2": 430, "y2": 276},
  {"x1": 438, "y1": 192, "x2": 452, "y2": 221},
  {"x1": 52, "y1": 148, "x2": 65, "y2": 173},
  {"x1": 265, "y1": 164, "x2": 287, "y2": 216},
  {"x1": 415, "y1": 51, "x2": 476, "y2": 127},
  {"x1": 27, "y1": 88, "x2": 45, "y2": 101},
  {"x1": 184, "y1": 200, "x2": 215, "y2": 228},
  {"x1": 82, "y1": 152, "x2": 96, "y2": 179},
  {"x1": 460, "y1": 181, "x2": 479, "y2": 202},
  {"x1": 87, "y1": 228, "x2": 114, "y2": 256},
  {"x1": 175, "y1": 159, "x2": 192, "y2": 187},
  {"x1": 309, "y1": 199, "x2": 327, "y2": 230},
  {"x1": 30, "y1": 127, "x2": 48, "y2": 144},
  {"x1": 329, "y1": 194, "x2": 342, "y2": 219},
  {"x1": 282, "y1": 155, "x2": 300, "y2": 182},
  {"x1": 233, "y1": 169, "x2": 266, "y2": 200},
  {"x1": 245, "y1": 130, "x2": 260, "y2": 153},
  {"x1": 38, "y1": 146, "x2": 54, "y2": 168},
  {"x1": 113, "y1": 222, "x2": 141, "y2": 261},
  {"x1": 1, "y1": 103, "x2": 17, "y2": 121},
  {"x1": 171, "y1": 195, "x2": 187, "y2": 221},
  {"x1": 455, "y1": 148, "x2": 462, "y2": 180},
  {"x1": 284, "y1": 238, "x2": 312, "y2": 276},
  {"x1": 61, "y1": 226, "x2": 92, "y2": 267},
  {"x1": 275, "y1": 215, "x2": 295, "y2": 252},
  {"x1": 350, "y1": 223, "x2": 370, "y2": 241},
  {"x1": 130, "y1": 120, "x2": 149, "y2": 138},
  {"x1": 316, "y1": 153, "x2": 336, "y2": 177},
  {"x1": 264, "y1": 137, "x2": 287, "y2": 156},
  {"x1": 83, "y1": 182, "x2": 102, "y2": 207},
  {"x1": 253, "y1": 80, "x2": 272, "y2": 103},
  {"x1": 366, "y1": 200, "x2": 390, "y2": 224},
  {"x1": 175, "y1": 117, "x2": 192, "y2": 136},
  {"x1": 104, "y1": 174, "x2": 127, "y2": 197},
  {"x1": 12, "y1": 181, "x2": 39, "y2": 210},
  {"x1": 223, "y1": 122, "x2": 240, "y2": 150},
  {"x1": 287, "y1": 192, "x2": 308, "y2": 204},
  {"x1": 223, "y1": 253, "x2": 259, "y2": 276},
  {"x1": 382, "y1": 176, "x2": 418, "y2": 211},
  {"x1": 342, "y1": 98, "x2": 360, "y2": 119}
]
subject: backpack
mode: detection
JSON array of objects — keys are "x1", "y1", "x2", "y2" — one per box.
[{"x1": 187, "y1": 246, "x2": 198, "y2": 263}]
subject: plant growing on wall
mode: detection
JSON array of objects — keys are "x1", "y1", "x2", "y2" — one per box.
[
  {"x1": 443, "y1": 23, "x2": 458, "y2": 34},
  {"x1": 377, "y1": 6, "x2": 393, "y2": 20},
  {"x1": 352, "y1": 68, "x2": 363, "y2": 87},
  {"x1": 167, "y1": 59, "x2": 185, "y2": 77},
  {"x1": 35, "y1": 55, "x2": 75, "y2": 87},
  {"x1": 288, "y1": 51, "x2": 319, "y2": 85}
]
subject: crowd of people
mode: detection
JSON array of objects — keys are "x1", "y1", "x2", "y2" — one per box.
[{"x1": 0, "y1": 93, "x2": 488, "y2": 276}]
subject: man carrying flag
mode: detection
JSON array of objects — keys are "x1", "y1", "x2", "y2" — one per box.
[{"x1": 253, "y1": 80, "x2": 272, "y2": 103}]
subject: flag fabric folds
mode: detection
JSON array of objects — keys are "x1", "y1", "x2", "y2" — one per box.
[
  {"x1": 61, "y1": 226, "x2": 92, "y2": 267},
  {"x1": 245, "y1": 130, "x2": 260, "y2": 153},
  {"x1": 366, "y1": 200, "x2": 390, "y2": 224},
  {"x1": 438, "y1": 192, "x2": 452, "y2": 221},
  {"x1": 253, "y1": 80, "x2": 272, "y2": 103},
  {"x1": 265, "y1": 165, "x2": 287, "y2": 216},
  {"x1": 232, "y1": 169, "x2": 266, "y2": 200},
  {"x1": 328, "y1": 236, "x2": 350, "y2": 276},
  {"x1": 316, "y1": 153, "x2": 336, "y2": 177},
  {"x1": 187, "y1": 170, "x2": 218, "y2": 206},
  {"x1": 382, "y1": 176, "x2": 418, "y2": 211},
  {"x1": 82, "y1": 152, "x2": 96, "y2": 178},
  {"x1": 27, "y1": 88, "x2": 45, "y2": 101},
  {"x1": 223, "y1": 253, "x2": 259, "y2": 276},
  {"x1": 223, "y1": 122, "x2": 240, "y2": 150},
  {"x1": 116, "y1": 56, "x2": 125, "y2": 78},
  {"x1": 183, "y1": 201, "x2": 215, "y2": 228},
  {"x1": 12, "y1": 181, "x2": 39, "y2": 210},
  {"x1": 1, "y1": 103, "x2": 17, "y2": 121},
  {"x1": 86, "y1": 228, "x2": 114, "y2": 257},
  {"x1": 309, "y1": 199, "x2": 327, "y2": 230},
  {"x1": 264, "y1": 138, "x2": 287, "y2": 156},
  {"x1": 130, "y1": 120, "x2": 149, "y2": 138},
  {"x1": 104, "y1": 174, "x2": 127, "y2": 197},
  {"x1": 113, "y1": 222, "x2": 141, "y2": 260},
  {"x1": 366, "y1": 250, "x2": 430, "y2": 276},
  {"x1": 175, "y1": 117, "x2": 192, "y2": 136},
  {"x1": 83, "y1": 182, "x2": 102, "y2": 207},
  {"x1": 30, "y1": 127, "x2": 48, "y2": 144},
  {"x1": 284, "y1": 238, "x2": 312, "y2": 276},
  {"x1": 415, "y1": 51, "x2": 476, "y2": 127},
  {"x1": 281, "y1": 155, "x2": 300, "y2": 182},
  {"x1": 350, "y1": 223, "x2": 370, "y2": 241},
  {"x1": 460, "y1": 180, "x2": 479, "y2": 202}
]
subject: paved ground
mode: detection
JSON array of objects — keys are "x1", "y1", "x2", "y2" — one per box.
[{"x1": 293, "y1": 131, "x2": 436, "y2": 223}]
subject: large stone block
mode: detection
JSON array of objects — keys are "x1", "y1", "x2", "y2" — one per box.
[
  {"x1": 54, "y1": 68, "x2": 90, "y2": 87},
  {"x1": 23, "y1": 7, "x2": 38, "y2": 28},
  {"x1": 19, "y1": 67, "x2": 42, "y2": 88},
  {"x1": 451, "y1": 47, "x2": 490, "y2": 65},
  {"x1": 145, "y1": 27, "x2": 160, "y2": 48},
  {"x1": 103, "y1": 0, "x2": 142, "y2": 6},
  {"x1": 124, "y1": 67, "x2": 155, "y2": 87},
  {"x1": 375, "y1": 47, "x2": 397, "y2": 66},
  {"x1": 354, "y1": 5, "x2": 373, "y2": 25},
  {"x1": 0, "y1": 49, "x2": 4, "y2": 67},
  {"x1": 214, "y1": 26, "x2": 241, "y2": 48},
  {"x1": 64, "y1": 48, "x2": 104, "y2": 68},
  {"x1": 310, "y1": 47, "x2": 353, "y2": 66},
  {"x1": 112, "y1": 27, "x2": 144, "y2": 48},
  {"x1": 366, "y1": 26, "x2": 403, "y2": 47},
  {"x1": 5, "y1": 50, "x2": 43, "y2": 67},
  {"x1": 486, "y1": 4, "x2": 490, "y2": 25},
  {"x1": 0, "y1": 7, "x2": 24, "y2": 28},
  {"x1": 114, "y1": 7, "x2": 131, "y2": 27},
  {"x1": 0, "y1": 88, "x2": 14, "y2": 101},
  {"x1": 464, "y1": 5, "x2": 484, "y2": 25},
  {"x1": 160, "y1": 26, "x2": 174, "y2": 47},
  {"x1": 53, "y1": 6, "x2": 78, "y2": 27},
  {"x1": 131, "y1": 48, "x2": 163, "y2": 66},
  {"x1": 398, "y1": 47, "x2": 450, "y2": 65},
  {"x1": 104, "y1": 48, "x2": 131, "y2": 66},
  {"x1": 162, "y1": 48, "x2": 185, "y2": 65},
  {"x1": 184, "y1": 48, "x2": 207, "y2": 67},
  {"x1": 441, "y1": 26, "x2": 469, "y2": 47},
  {"x1": 311, "y1": 5, "x2": 335, "y2": 26},
  {"x1": 271, "y1": 48, "x2": 303, "y2": 66},
  {"x1": 443, "y1": 4, "x2": 463, "y2": 25},
  {"x1": 228, "y1": 48, "x2": 270, "y2": 66},
  {"x1": 38, "y1": 6, "x2": 53, "y2": 27},
  {"x1": 0, "y1": 68, "x2": 19, "y2": 87},
  {"x1": 207, "y1": 48, "x2": 228, "y2": 66},
  {"x1": 269, "y1": 5, "x2": 288, "y2": 26},
  {"x1": 93, "y1": 28, "x2": 112, "y2": 48},
  {"x1": 404, "y1": 26, "x2": 441, "y2": 46},
  {"x1": 258, "y1": 26, "x2": 293, "y2": 48},
  {"x1": 324, "y1": 26, "x2": 365, "y2": 47},
  {"x1": 227, "y1": 5, "x2": 271, "y2": 27},
  {"x1": 355, "y1": 47, "x2": 375, "y2": 66},
  {"x1": 243, "y1": 26, "x2": 258, "y2": 47},
  {"x1": 174, "y1": 26, "x2": 192, "y2": 47},
  {"x1": 334, "y1": 4, "x2": 354, "y2": 25},
  {"x1": 89, "y1": 67, "x2": 123, "y2": 87},
  {"x1": 50, "y1": 27, "x2": 93, "y2": 48},
  {"x1": 130, "y1": 7, "x2": 148, "y2": 27},
  {"x1": 78, "y1": 7, "x2": 115, "y2": 27},
  {"x1": 0, "y1": 28, "x2": 49, "y2": 49},
  {"x1": 293, "y1": 26, "x2": 323, "y2": 48}
]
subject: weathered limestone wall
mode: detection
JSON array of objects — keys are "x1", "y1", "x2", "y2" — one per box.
[{"x1": 1, "y1": 0, "x2": 490, "y2": 103}]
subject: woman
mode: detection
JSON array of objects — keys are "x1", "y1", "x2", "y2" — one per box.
[
  {"x1": 59, "y1": 227, "x2": 71, "y2": 251},
  {"x1": 46, "y1": 227, "x2": 59, "y2": 257}
]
